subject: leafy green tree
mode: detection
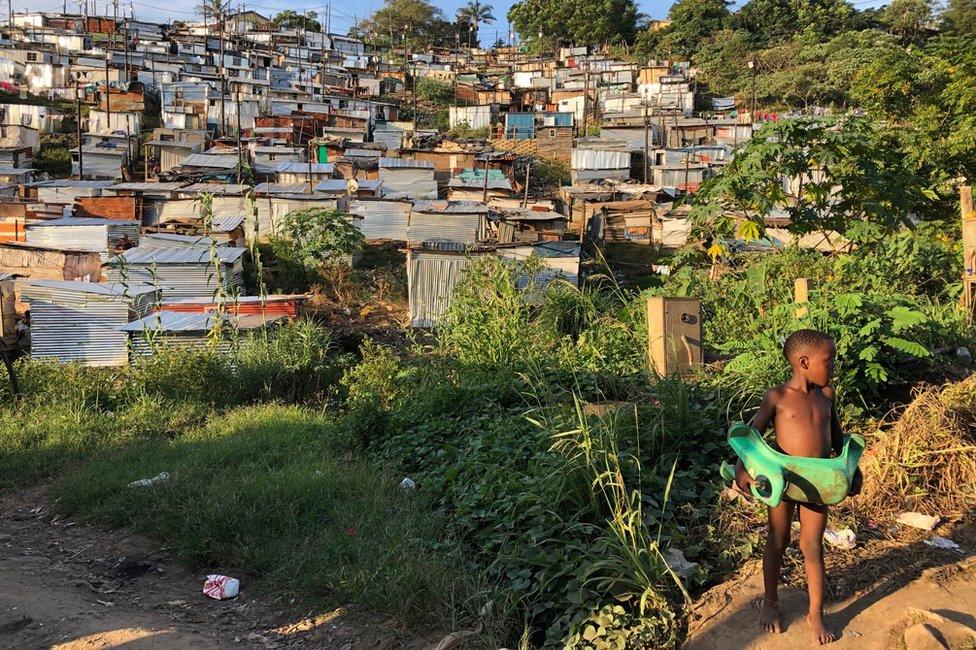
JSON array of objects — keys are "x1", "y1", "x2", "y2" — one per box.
[
  {"x1": 273, "y1": 10, "x2": 321, "y2": 32},
  {"x1": 852, "y1": 35, "x2": 976, "y2": 199},
  {"x1": 456, "y1": 1, "x2": 496, "y2": 47},
  {"x1": 690, "y1": 117, "x2": 933, "y2": 245},
  {"x1": 654, "y1": 0, "x2": 730, "y2": 59},
  {"x1": 691, "y1": 29, "x2": 754, "y2": 97},
  {"x1": 197, "y1": 0, "x2": 229, "y2": 25},
  {"x1": 508, "y1": 0, "x2": 638, "y2": 49},
  {"x1": 727, "y1": 0, "x2": 799, "y2": 46},
  {"x1": 271, "y1": 209, "x2": 364, "y2": 276},
  {"x1": 795, "y1": 0, "x2": 857, "y2": 41},
  {"x1": 942, "y1": 0, "x2": 976, "y2": 33},
  {"x1": 883, "y1": 0, "x2": 935, "y2": 43},
  {"x1": 351, "y1": 0, "x2": 454, "y2": 49}
]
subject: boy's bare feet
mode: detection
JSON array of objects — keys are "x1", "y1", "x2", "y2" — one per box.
[
  {"x1": 806, "y1": 611, "x2": 837, "y2": 645},
  {"x1": 759, "y1": 598, "x2": 782, "y2": 633}
]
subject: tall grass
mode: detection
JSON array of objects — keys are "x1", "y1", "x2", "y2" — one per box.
[{"x1": 56, "y1": 404, "x2": 466, "y2": 623}]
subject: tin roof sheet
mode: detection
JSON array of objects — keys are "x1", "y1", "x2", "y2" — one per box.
[
  {"x1": 379, "y1": 157, "x2": 435, "y2": 169},
  {"x1": 273, "y1": 162, "x2": 335, "y2": 174},
  {"x1": 113, "y1": 246, "x2": 246, "y2": 265}
]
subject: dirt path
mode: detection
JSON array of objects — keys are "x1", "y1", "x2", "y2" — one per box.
[
  {"x1": 0, "y1": 486, "x2": 436, "y2": 649},
  {"x1": 686, "y1": 550, "x2": 976, "y2": 649}
]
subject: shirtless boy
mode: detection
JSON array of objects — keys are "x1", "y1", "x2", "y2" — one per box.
[{"x1": 735, "y1": 329, "x2": 846, "y2": 645}]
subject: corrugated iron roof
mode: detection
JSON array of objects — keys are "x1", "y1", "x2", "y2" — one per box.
[
  {"x1": 177, "y1": 183, "x2": 247, "y2": 195},
  {"x1": 113, "y1": 246, "x2": 246, "y2": 265},
  {"x1": 178, "y1": 153, "x2": 238, "y2": 169},
  {"x1": 379, "y1": 157, "x2": 435, "y2": 169},
  {"x1": 253, "y1": 182, "x2": 311, "y2": 194},
  {"x1": 344, "y1": 148, "x2": 381, "y2": 158},
  {"x1": 273, "y1": 162, "x2": 335, "y2": 174},
  {"x1": 211, "y1": 214, "x2": 245, "y2": 231},
  {"x1": 109, "y1": 182, "x2": 187, "y2": 191},
  {"x1": 314, "y1": 178, "x2": 382, "y2": 192},
  {"x1": 121, "y1": 311, "x2": 282, "y2": 333},
  {"x1": 22, "y1": 280, "x2": 158, "y2": 299},
  {"x1": 412, "y1": 200, "x2": 488, "y2": 214},
  {"x1": 448, "y1": 177, "x2": 513, "y2": 190},
  {"x1": 26, "y1": 217, "x2": 141, "y2": 227},
  {"x1": 25, "y1": 180, "x2": 115, "y2": 188}
]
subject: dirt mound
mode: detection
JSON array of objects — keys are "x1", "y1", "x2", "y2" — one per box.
[{"x1": 858, "y1": 374, "x2": 976, "y2": 517}]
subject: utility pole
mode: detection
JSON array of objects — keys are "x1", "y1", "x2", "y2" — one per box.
[
  {"x1": 401, "y1": 32, "x2": 406, "y2": 100},
  {"x1": 235, "y1": 89, "x2": 242, "y2": 184},
  {"x1": 748, "y1": 59, "x2": 757, "y2": 123},
  {"x1": 481, "y1": 155, "x2": 489, "y2": 204},
  {"x1": 642, "y1": 101, "x2": 649, "y2": 185},
  {"x1": 8, "y1": 0, "x2": 11, "y2": 30},
  {"x1": 581, "y1": 59, "x2": 588, "y2": 137},
  {"x1": 219, "y1": 3, "x2": 226, "y2": 137},
  {"x1": 104, "y1": 50, "x2": 111, "y2": 131},
  {"x1": 411, "y1": 63, "x2": 417, "y2": 132},
  {"x1": 453, "y1": 30, "x2": 458, "y2": 109},
  {"x1": 521, "y1": 160, "x2": 530, "y2": 208},
  {"x1": 307, "y1": 141, "x2": 314, "y2": 194},
  {"x1": 75, "y1": 80, "x2": 84, "y2": 179}
]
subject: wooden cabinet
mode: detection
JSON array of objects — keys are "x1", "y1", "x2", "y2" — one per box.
[{"x1": 647, "y1": 297, "x2": 702, "y2": 376}]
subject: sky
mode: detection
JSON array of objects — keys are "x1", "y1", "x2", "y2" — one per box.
[{"x1": 19, "y1": 0, "x2": 888, "y2": 45}]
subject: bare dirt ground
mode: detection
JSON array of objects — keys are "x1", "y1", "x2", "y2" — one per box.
[
  {"x1": 0, "y1": 485, "x2": 442, "y2": 650},
  {"x1": 687, "y1": 541, "x2": 976, "y2": 649}
]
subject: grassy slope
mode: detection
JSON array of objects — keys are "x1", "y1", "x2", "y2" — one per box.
[{"x1": 54, "y1": 404, "x2": 462, "y2": 622}]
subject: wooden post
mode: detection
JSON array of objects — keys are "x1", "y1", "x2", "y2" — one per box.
[
  {"x1": 647, "y1": 297, "x2": 702, "y2": 376},
  {"x1": 794, "y1": 277, "x2": 813, "y2": 318},
  {"x1": 962, "y1": 185, "x2": 976, "y2": 310}
]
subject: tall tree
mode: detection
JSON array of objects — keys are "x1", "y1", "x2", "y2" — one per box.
[
  {"x1": 456, "y1": 1, "x2": 496, "y2": 47},
  {"x1": 727, "y1": 0, "x2": 799, "y2": 46},
  {"x1": 795, "y1": 0, "x2": 857, "y2": 40},
  {"x1": 655, "y1": 0, "x2": 730, "y2": 59},
  {"x1": 508, "y1": 0, "x2": 638, "y2": 49},
  {"x1": 351, "y1": 0, "x2": 454, "y2": 49},
  {"x1": 883, "y1": 0, "x2": 935, "y2": 43},
  {"x1": 942, "y1": 0, "x2": 976, "y2": 33},
  {"x1": 691, "y1": 117, "x2": 931, "y2": 244},
  {"x1": 273, "y1": 10, "x2": 321, "y2": 32}
]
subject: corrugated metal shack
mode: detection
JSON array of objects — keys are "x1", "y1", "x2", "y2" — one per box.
[
  {"x1": 274, "y1": 161, "x2": 335, "y2": 184},
  {"x1": 571, "y1": 140, "x2": 632, "y2": 183},
  {"x1": 0, "y1": 241, "x2": 103, "y2": 310},
  {"x1": 378, "y1": 157, "x2": 437, "y2": 200},
  {"x1": 408, "y1": 201, "x2": 486, "y2": 249},
  {"x1": 407, "y1": 248, "x2": 488, "y2": 328},
  {"x1": 26, "y1": 218, "x2": 141, "y2": 261},
  {"x1": 141, "y1": 233, "x2": 232, "y2": 250},
  {"x1": 122, "y1": 311, "x2": 283, "y2": 357},
  {"x1": 496, "y1": 241, "x2": 581, "y2": 289},
  {"x1": 314, "y1": 178, "x2": 383, "y2": 198},
  {"x1": 105, "y1": 246, "x2": 246, "y2": 299},
  {"x1": 447, "y1": 170, "x2": 513, "y2": 202},
  {"x1": 347, "y1": 199, "x2": 410, "y2": 241},
  {"x1": 21, "y1": 280, "x2": 159, "y2": 367},
  {"x1": 28, "y1": 180, "x2": 114, "y2": 205}
]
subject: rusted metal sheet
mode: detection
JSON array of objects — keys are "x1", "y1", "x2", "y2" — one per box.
[
  {"x1": 75, "y1": 196, "x2": 142, "y2": 222},
  {"x1": 98, "y1": 89, "x2": 145, "y2": 113}
]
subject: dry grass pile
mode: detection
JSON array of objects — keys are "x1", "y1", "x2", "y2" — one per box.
[{"x1": 858, "y1": 373, "x2": 976, "y2": 517}]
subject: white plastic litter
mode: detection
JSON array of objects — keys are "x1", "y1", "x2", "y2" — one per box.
[
  {"x1": 664, "y1": 548, "x2": 699, "y2": 578},
  {"x1": 923, "y1": 536, "x2": 962, "y2": 551},
  {"x1": 128, "y1": 472, "x2": 170, "y2": 488},
  {"x1": 896, "y1": 512, "x2": 940, "y2": 530},
  {"x1": 956, "y1": 347, "x2": 972, "y2": 363},
  {"x1": 400, "y1": 477, "x2": 417, "y2": 490},
  {"x1": 823, "y1": 528, "x2": 857, "y2": 550},
  {"x1": 203, "y1": 575, "x2": 240, "y2": 600}
]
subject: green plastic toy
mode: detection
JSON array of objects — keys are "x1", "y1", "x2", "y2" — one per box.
[{"x1": 719, "y1": 422, "x2": 864, "y2": 507}]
